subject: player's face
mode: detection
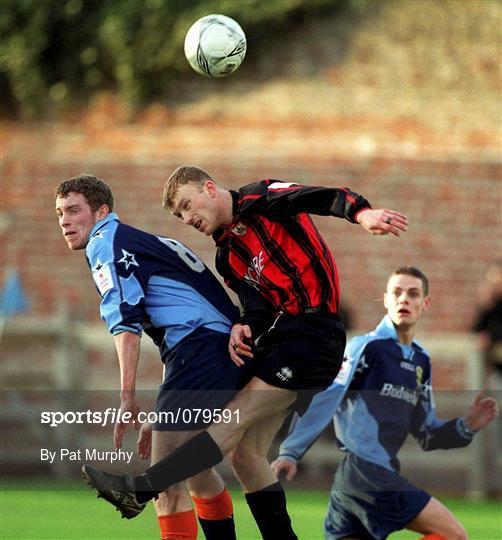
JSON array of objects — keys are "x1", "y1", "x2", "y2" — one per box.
[
  {"x1": 55, "y1": 192, "x2": 103, "y2": 250},
  {"x1": 170, "y1": 181, "x2": 223, "y2": 235},
  {"x1": 384, "y1": 274, "x2": 430, "y2": 330}
]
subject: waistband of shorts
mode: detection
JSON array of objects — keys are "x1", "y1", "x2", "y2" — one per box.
[
  {"x1": 303, "y1": 307, "x2": 329, "y2": 315},
  {"x1": 278, "y1": 307, "x2": 341, "y2": 320}
]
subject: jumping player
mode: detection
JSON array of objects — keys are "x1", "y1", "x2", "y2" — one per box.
[
  {"x1": 56, "y1": 174, "x2": 258, "y2": 540},
  {"x1": 272, "y1": 267, "x2": 499, "y2": 540},
  {"x1": 82, "y1": 167, "x2": 408, "y2": 539}
]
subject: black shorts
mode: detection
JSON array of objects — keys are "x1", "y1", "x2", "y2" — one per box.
[
  {"x1": 154, "y1": 327, "x2": 253, "y2": 431},
  {"x1": 253, "y1": 311, "x2": 346, "y2": 407},
  {"x1": 325, "y1": 453, "x2": 431, "y2": 539}
]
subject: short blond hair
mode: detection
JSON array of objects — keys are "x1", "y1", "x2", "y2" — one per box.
[
  {"x1": 162, "y1": 165, "x2": 212, "y2": 209},
  {"x1": 389, "y1": 266, "x2": 429, "y2": 296}
]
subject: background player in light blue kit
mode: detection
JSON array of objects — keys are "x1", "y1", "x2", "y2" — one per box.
[{"x1": 272, "y1": 267, "x2": 498, "y2": 540}]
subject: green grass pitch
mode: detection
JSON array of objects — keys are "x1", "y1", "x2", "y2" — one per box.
[{"x1": 1, "y1": 482, "x2": 500, "y2": 539}]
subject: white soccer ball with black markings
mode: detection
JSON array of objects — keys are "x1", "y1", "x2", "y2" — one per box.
[{"x1": 184, "y1": 14, "x2": 246, "y2": 78}]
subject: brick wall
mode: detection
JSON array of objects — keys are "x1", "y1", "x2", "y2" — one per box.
[
  {"x1": 2, "y1": 0, "x2": 501, "y2": 335},
  {"x1": 3, "y1": 121, "x2": 500, "y2": 333}
]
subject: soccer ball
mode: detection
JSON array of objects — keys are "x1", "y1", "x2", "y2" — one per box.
[{"x1": 184, "y1": 14, "x2": 246, "y2": 78}]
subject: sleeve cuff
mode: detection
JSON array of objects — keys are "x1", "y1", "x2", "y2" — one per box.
[
  {"x1": 277, "y1": 453, "x2": 299, "y2": 464},
  {"x1": 353, "y1": 206, "x2": 371, "y2": 224},
  {"x1": 456, "y1": 417, "x2": 476, "y2": 439},
  {"x1": 111, "y1": 323, "x2": 143, "y2": 336}
]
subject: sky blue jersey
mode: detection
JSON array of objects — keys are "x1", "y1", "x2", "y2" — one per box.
[
  {"x1": 85, "y1": 213, "x2": 239, "y2": 352},
  {"x1": 278, "y1": 316, "x2": 473, "y2": 473}
]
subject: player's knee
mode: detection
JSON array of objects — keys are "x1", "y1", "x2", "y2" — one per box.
[
  {"x1": 186, "y1": 467, "x2": 224, "y2": 498},
  {"x1": 229, "y1": 446, "x2": 262, "y2": 477},
  {"x1": 228, "y1": 446, "x2": 250, "y2": 473}
]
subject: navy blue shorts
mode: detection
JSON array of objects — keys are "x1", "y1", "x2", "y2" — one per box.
[
  {"x1": 254, "y1": 312, "x2": 346, "y2": 391},
  {"x1": 154, "y1": 327, "x2": 252, "y2": 431},
  {"x1": 324, "y1": 453, "x2": 431, "y2": 540},
  {"x1": 253, "y1": 312, "x2": 346, "y2": 415}
]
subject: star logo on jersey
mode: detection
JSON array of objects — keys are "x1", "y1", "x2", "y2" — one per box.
[
  {"x1": 231, "y1": 223, "x2": 247, "y2": 236},
  {"x1": 118, "y1": 249, "x2": 139, "y2": 270},
  {"x1": 418, "y1": 380, "x2": 431, "y2": 398},
  {"x1": 88, "y1": 229, "x2": 109, "y2": 244},
  {"x1": 355, "y1": 354, "x2": 370, "y2": 374}
]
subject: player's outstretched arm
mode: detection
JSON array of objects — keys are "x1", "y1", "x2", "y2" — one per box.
[
  {"x1": 463, "y1": 390, "x2": 499, "y2": 431},
  {"x1": 356, "y1": 208, "x2": 408, "y2": 236}
]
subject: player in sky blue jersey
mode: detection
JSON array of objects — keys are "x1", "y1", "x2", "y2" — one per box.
[
  {"x1": 55, "y1": 174, "x2": 263, "y2": 540},
  {"x1": 272, "y1": 267, "x2": 498, "y2": 540}
]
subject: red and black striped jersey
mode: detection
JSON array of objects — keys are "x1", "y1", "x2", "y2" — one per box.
[{"x1": 213, "y1": 180, "x2": 371, "y2": 331}]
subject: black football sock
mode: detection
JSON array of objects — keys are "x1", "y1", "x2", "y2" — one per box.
[
  {"x1": 245, "y1": 481, "x2": 298, "y2": 540},
  {"x1": 198, "y1": 517, "x2": 236, "y2": 540},
  {"x1": 134, "y1": 431, "x2": 224, "y2": 504}
]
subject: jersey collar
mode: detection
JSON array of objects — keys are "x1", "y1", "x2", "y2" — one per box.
[
  {"x1": 212, "y1": 192, "x2": 240, "y2": 245},
  {"x1": 88, "y1": 212, "x2": 120, "y2": 241},
  {"x1": 376, "y1": 315, "x2": 422, "y2": 350},
  {"x1": 230, "y1": 190, "x2": 239, "y2": 217}
]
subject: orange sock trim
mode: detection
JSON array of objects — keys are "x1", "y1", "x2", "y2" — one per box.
[
  {"x1": 192, "y1": 487, "x2": 234, "y2": 520},
  {"x1": 419, "y1": 536, "x2": 447, "y2": 540},
  {"x1": 157, "y1": 510, "x2": 198, "y2": 540}
]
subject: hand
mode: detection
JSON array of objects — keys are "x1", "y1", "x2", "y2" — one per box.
[
  {"x1": 463, "y1": 391, "x2": 499, "y2": 431},
  {"x1": 229, "y1": 323, "x2": 254, "y2": 366},
  {"x1": 137, "y1": 422, "x2": 152, "y2": 459},
  {"x1": 114, "y1": 396, "x2": 141, "y2": 449},
  {"x1": 270, "y1": 458, "x2": 298, "y2": 482},
  {"x1": 356, "y1": 208, "x2": 408, "y2": 237}
]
